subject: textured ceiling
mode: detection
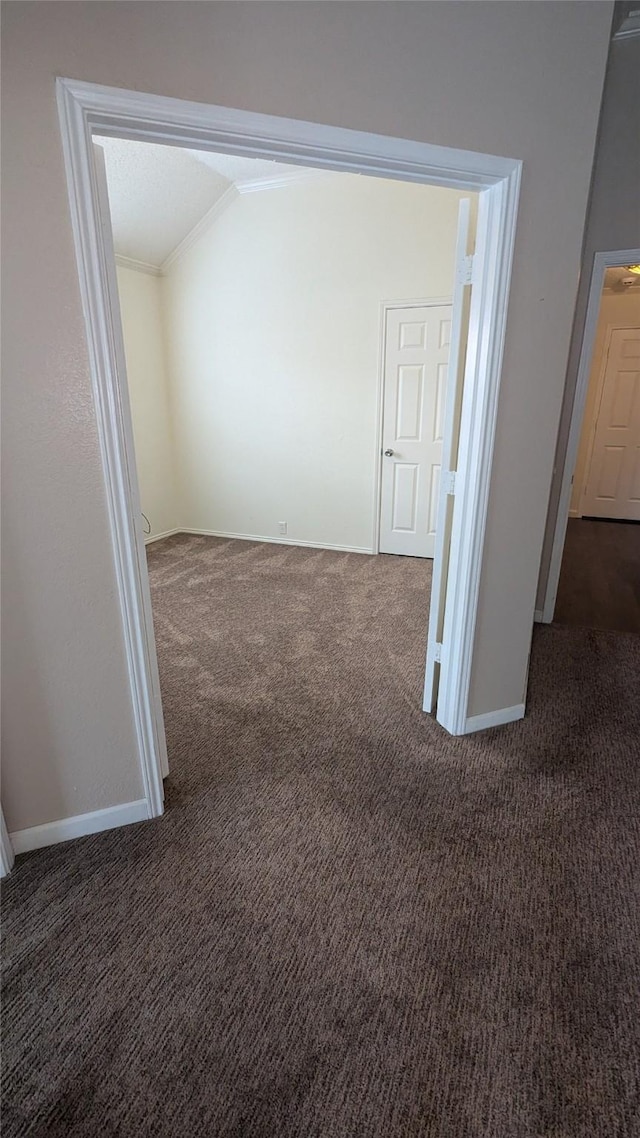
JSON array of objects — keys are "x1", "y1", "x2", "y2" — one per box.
[
  {"x1": 97, "y1": 135, "x2": 312, "y2": 268},
  {"x1": 604, "y1": 265, "x2": 640, "y2": 291}
]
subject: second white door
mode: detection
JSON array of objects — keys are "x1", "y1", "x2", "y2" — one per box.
[
  {"x1": 379, "y1": 304, "x2": 452, "y2": 557},
  {"x1": 582, "y1": 326, "x2": 640, "y2": 521}
]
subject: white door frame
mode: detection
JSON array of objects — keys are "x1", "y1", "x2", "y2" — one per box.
[
  {"x1": 540, "y1": 247, "x2": 640, "y2": 623},
  {"x1": 373, "y1": 296, "x2": 452, "y2": 556},
  {"x1": 56, "y1": 77, "x2": 521, "y2": 816},
  {"x1": 1, "y1": 808, "x2": 15, "y2": 878}
]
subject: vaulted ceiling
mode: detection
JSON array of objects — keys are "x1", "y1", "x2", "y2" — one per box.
[{"x1": 97, "y1": 135, "x2": 316, "y2": 268}]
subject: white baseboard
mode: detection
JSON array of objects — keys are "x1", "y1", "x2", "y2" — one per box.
[
  {"x1": 568, "y1": 509, "x2": 581, "y2": 519},
  {"x1": 1, "y1": 810, "x2": 15, "y2": 877},
  {"x1": 464, "y1": 703, "x2": 525, "y2": 733},
  {"x1": 180, "y1": 528, "x2": 374, "y2": 555},
  {"x1": 144, "y1": 528, "x2": 181, "y2": 545},
  {"x1": 533, "y1": 608, "x2": 545, "y2": 623},
  {"x1": 9, "y1": 799, "x2": 149, "y2": 854}
]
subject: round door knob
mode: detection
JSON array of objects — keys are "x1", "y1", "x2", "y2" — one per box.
[{"x1": 384, "y1": 448, "x2": 395, "y2": 457}]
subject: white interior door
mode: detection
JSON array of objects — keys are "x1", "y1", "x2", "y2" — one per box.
[
  {"x1": 92, "y1": 143, "x2": 170, "y2": 781},
  {"x1": 379, "y1": 304, "x2": 452, "y2": 557},
  {"x1": 582, "y1": 326, "x2": 640, "y2": 521},
  {"x1": 423, "y1": 198, "x2": 474, "y2": 713}
]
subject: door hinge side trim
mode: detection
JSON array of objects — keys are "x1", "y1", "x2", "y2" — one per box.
[
  {"x1": 456, "y1": 254, "x2": 474, "y2": 286},
  {"x1": 442, "y1": 470, "x2": 457, "y2": 496}
]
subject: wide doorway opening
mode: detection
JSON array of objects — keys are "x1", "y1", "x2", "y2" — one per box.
[
  {"x1": 96, "y1": 132, "x2": 477, "y2": 796},
  {"x1": 57, "y1": 78, "x2": 521, "y2": 818}
]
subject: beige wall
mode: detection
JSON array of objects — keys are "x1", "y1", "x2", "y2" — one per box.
[
  {"x1": 537, "y1": 27, "x2": 640, "y2": 608},
  {"x1": 570, "y1": 290, "x2": 640, "y2": 515},
  {"x1": 1, "y1": 2, "x2": 612, "y2": 831},
  {"x1": 116, "y1": 265, "x2": 180, "y2": 541},
  {"x1": 162, "y1": 175, "x2": 471, "y2": 551}
]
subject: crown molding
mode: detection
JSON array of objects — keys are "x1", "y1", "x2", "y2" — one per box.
[
  {"x1": 115, "y1": 253, "x2": 161, "y2": 277},
  {"x1": 236, "y1": 168, "x2": 330, "y2": 194},
  {"x1": 161, "y1": 184, "x2": 238, "y2": 273},
  {"x1": 613, "y1": 10, "x2": 640, "y2": 39},
  {"x1": 118, "y1": 171, "x2": 329, "y2": 278},
  {"x1": 161, "y1": 172, "x2": 327, "y2": 272}
]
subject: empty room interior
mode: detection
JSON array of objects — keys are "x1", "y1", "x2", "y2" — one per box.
[
  {"x1": 2, "y1": 3, "x2": 640, "y2": 1137},
  {"x1": 100, "y1": 134, "x2": 474, "y2": 786},
  {"x1": 553, "y1": 264, "x2": 640, "y2": 632}
]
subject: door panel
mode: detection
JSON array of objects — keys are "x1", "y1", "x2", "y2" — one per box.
[
  {"x1": 392, "y1": 464, "x2": 419, "y2": 530},
  {"x1": 396, "y1": 366, "x2": 424, "y2": 440},
  {"x1": 379, "y1": 304, "x2": 452, "y2": 558},
  {"x1": 582, "y1": 328, "x2": 640, "y2": 520}
]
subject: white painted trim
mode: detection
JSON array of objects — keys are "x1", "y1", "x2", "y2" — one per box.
[
  {"x1": 181, "y1": 528, "x2": 372, "y2": 555},
  {"x1": 57, "y1": 78, "x2": 517, "y2": 188},
  {"x1": 236, "y1": 168, "x2": 328, "y2": 194},
  {"x1": 568, "y1": 508, "x2": 581, "y2": 519},
  {"x1": 57, "y1": 98, "x2": 169, "y2": 816},
  {"x1": 437, "y1": 176, "x2": 521, "y2": 735},
  {"x1": 115, "y1": 254, "x2": 161, "y2": 277},
  {"x1": 372, "y1": 307, "x2": 388, "y2": 556},
  {"x1": 533, "y1": 609, "x2": 544, "y2": 623},
  {"x1": 9, "y1": 800, "x2": 149, "y2": 855},
  {"x1": 161, "y1": 185, "x2": 238, "y2": 273},
  {"x1": 120, "y1": 174, "x2": 344, "y2": 279},
  {"x1": 144, "y1": 528, "x2": 181, "y2": 545},
  {"x1": 464, "y1": 703, "x2": 525, "y2": 733},
  {"x1": 540, "y1": 248, "x2": 640, "y2": 623},
  {"x1": 380, "y1": 295, "x2": 453, "y2": 311},
  {"x1": 374, "y1": 297, "x2": 454, "y2": 555},
  {"x1": 55, "y1": 77, "x2": 521, "y2": 745},
  {"x1": 1, "y1": 809, "x2": 15, "y2": 877},
  {"x1": 423, "y1": 200, "x2": 473, "y2": 715}
]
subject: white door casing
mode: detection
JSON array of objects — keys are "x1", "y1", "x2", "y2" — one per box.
[
  {"x1": 1, "y1": 809, "x2": 15, "y2": 878},
  {"x1": 379, "y1": 304, "x2": 452, "y2": 558},
  {"x1": 423, "y1": 199, "x2": 474, "y2": 713},
  {"x1": 58, "y1": 78, "x2": 521, "y2": 808},
  {"x1": 93, "y1": 143, "x2": 170, "y2": 792},
  {"x1": 581, "y1": 327, "x2": 640, "y2": 521}
]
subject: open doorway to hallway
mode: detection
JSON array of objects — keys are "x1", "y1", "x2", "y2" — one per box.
[{"x1": 553, "y1": 264, "x2": 640, "y2": 633}]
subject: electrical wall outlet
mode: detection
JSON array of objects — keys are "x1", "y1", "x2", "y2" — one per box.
[{"x1": 278, "y1": 521, "x2": 288, "y2": 535}]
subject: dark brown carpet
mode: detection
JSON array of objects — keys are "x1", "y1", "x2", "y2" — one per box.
[
  {"x1": 3, "y1": 535, "x2": 640, "y2": 1137},
  {"x1": 555, "y1": 518, "x2": 640, "y2": 634}
]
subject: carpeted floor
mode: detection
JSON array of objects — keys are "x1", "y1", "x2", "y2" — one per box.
[
  {"x1": 555, "y1": 518, "x2": 640, "y2": 634},
  {"x1": 3, "y1": 534, "x2": 640, "y2": 1137}
]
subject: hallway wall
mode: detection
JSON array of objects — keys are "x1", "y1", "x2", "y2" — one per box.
[{"x1": 536, "y1": 24, "x2": 640, "y2": 609}]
